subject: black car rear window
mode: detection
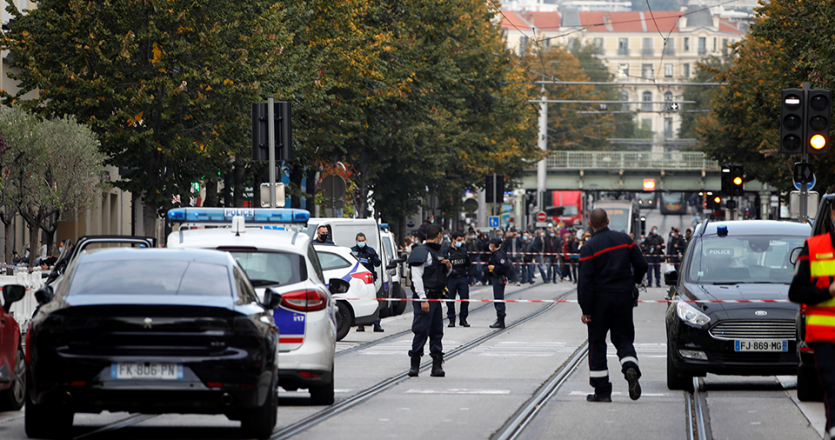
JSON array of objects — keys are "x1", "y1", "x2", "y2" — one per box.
[{"x1": 68, "y1": 260, "x2": 232, "y2": 296}]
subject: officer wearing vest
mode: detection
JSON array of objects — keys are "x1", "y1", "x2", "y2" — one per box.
[
  {"x1": 444, "y1": 231, "x2": 472, "y2": 328},
  {"x1": 487, "y1": 237, "x2": 511, "y2": 329},
  {"x1": 407, "y1": 224, "x2": 451, "y2": 377},
  {"x1": 789, "y1": 204, "x2": 835, "y2": 439},
  {"x1": 352, "y1": 232, "x2": 384, "y2": 333},
  {"x1": 579, "y1": 209, "x2": 648, "y2": 402}
]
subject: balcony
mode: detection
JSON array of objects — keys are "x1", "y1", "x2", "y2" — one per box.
[
  {"x1": 641, "y1": 47, "x2": 654, "y2": 56},
  {"x1": 618, "y1": 47, "x2": 630, "y2": 56},
  {"x1": 663, "y1": 45, "x2": 675, "y2": 56}
]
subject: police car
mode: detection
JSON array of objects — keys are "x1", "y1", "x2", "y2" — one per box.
[
  {"x1": 167, "y1": 207, "x2": 349, "y2": 405},
  {"x1": 313, "y1": 243, "x2": 379, "y2": 341}
]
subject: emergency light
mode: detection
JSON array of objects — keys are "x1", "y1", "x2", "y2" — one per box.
[{"x1": 167, "y1": 207, "x2": 310, "y2": 225}]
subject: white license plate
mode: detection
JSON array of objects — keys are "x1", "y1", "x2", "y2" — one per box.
[
  {"x1": 110, "y1": 363, "x2": 184, "y2": 380},
  {"x1": 733, "y1": 340, "x2": 787, "y2": 352}
]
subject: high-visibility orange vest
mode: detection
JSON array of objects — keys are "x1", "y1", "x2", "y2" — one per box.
[{"x1": 804, "y1": 233, "x2": 835, "y2": 343}]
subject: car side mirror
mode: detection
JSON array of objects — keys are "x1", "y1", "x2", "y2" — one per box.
[
  {"x1": 34, "y1": 285, "x2": 54, "y2": 306},
  {"x1": 2, "y1": 284, "x2": 26, "y2": 311},
  {"x1": 328, "y1": 278, "x2": 350, "y2": 294},
  {"x1": 790, "y1": 247, "x2": 803, "y2": 266},
  {"x1": 664, "y1": 269, "x2": 678, "y2": 286},
  {"x1": 262, "y1": 288, "x2": 282, "y2": 310},
  {"x1": 666, "y1": 285, "x2": 676, "y2": 301}
]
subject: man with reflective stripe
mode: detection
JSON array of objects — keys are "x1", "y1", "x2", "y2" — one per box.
[
  {"x1": 578, "y1": 208, "x2": 648, "y2": 402},
  {"x1": 789, "y1": 204, "x2": 835, "y2": 439}
]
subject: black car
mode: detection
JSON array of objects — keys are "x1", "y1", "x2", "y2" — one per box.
[
  {"x1": 25, "y1": 248, "x2": 282, "y2": 439},
  {"x1": 665, "y1": 220, "x2": 810, "y2": 390},
  {"x1": 796, "y1": 193, "x2": 835, "y2": 401}
]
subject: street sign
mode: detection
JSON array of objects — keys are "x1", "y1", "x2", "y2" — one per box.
[
  {"x1": 536, "y1": 211, "x2": 547, "y2": 222},
  {"x1": 793, "y1": 173, "x2": 816, "y2": 191},
  {"x1": 794, "y1": 162, "x2": 815, "y2": 184},
  {"x1": 488, "y1": 216, "x2": 500, "y2": 228},
  {"x1": 259, "y1": 183, "x2": 286, "y2": 207}
]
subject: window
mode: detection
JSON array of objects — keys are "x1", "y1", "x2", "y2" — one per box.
[
  {"x1": 664, "y1": 117, "x2": 673, "y2": 138},
  {"x1": 642, "y1": 63, "x2": 654, "y2": 79},
  {"x1": 593, "y1": 37, "x2": 604, "y2": 54},
  {"x1": 618, "y1": 38, "x2": 629, "y2": 55},
  {"x1": 722, "y1": 38, "x2": 729, "y2": 56},
  {"x1": 68, "y1": 260, "x2": 233, "y2": 297},
  {"x1": 663, "y1": 37, "x2": 675, "y2": 56},
  {"x1": 642, "y1": 38, "x2": 653, "y2": 56},
  {"x1": 684, "y1": 37, "x2": 690, "y2": 51},
  {"x1": 317, "y1": 251, "x2": 352, "y2": 271},
  {"x1": 307, "y1": 245, "x2": 325, "y2": 282},
  {"x1": 620, "y1": 92, "x2": 629, "y2": 111},
  {"x1": 683, "y1": 63, "x2": 690, "y2": 78},
  {"x1": 713, "y1": 38, "x2": 717, "y2": 52},
  {"x1": 664, "y1": 91, "x2": 673, "y2": 108},
  {"x1": 642, "y1": 91, "x2": 653, "y2": 112},
  {"x1": 698, "y1": 37, "x2": 706, "y2": 55},
  {"x1": 520, "y1": 36, "x2": 529, "y2": 55},
  {"x1": 617, "y1": 63, "x2": 630, "y2": 79},
  {"x1": 686, "y1": 235, "x2": 809, "y2": 284},
  {"x1": 231, "y1": 250, "x2": 307, "y2": 287},
  {"x1": 664, "y1": 64, "x2": 674, "y2": 78}
]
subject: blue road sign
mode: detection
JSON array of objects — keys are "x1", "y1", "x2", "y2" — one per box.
[
  {"x1": 488, "y1": 216, "x2": 500, "y2": 228},
  {"x1": 793, "y1": 174, "x2": 816, "y2": 191}
]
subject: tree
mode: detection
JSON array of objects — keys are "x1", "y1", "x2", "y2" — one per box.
[{"x1": 0, "y1": 105, "x2": 35, "y2": 270}]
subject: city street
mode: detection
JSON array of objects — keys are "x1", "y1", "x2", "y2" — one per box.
[{"x1": 0, "y1": 250, "x2": 825, "y2": 439}]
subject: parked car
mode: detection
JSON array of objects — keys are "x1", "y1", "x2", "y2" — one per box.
[
  {"x1": 665, "y1": 220, "x2": 809, "y2": 391},
  {"x1": 314, "y1": 243, "x2": 379, "y2": 341},
  {"x1": 43, "y1": 235, "x2": 157, "y2": 289},
  {"x1": 0, "y1": 285, "x2": 27, "y2": 413}
]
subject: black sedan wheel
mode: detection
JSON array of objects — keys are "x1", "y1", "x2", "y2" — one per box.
[
  {"x1": 309, "y1": 364, "x2": 335, "y2": 405},
  {"x1": 335, "y1": 301, "x2": 352, "y2": 342},
  {"x1": 240, "y1": 386, "x2": 277, "y2": 439},
  {"x1": 0, "y1": 347, "x2": 25, "y2": 411},
  {"x1": 666, "y1": 345, "x2": 693, "y2": 391},
  {"x1": 25, "y1": 398, "x2": 73, "y2": 439},
  {"x1": 392, "y1": 285, "x2": 407, "y2": 316}
]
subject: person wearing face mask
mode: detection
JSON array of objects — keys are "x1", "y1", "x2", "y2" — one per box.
[
  {"x1": 520, "y1": 232, "x2": 534, "y2": 284},
  {"x1": 644, "y1": 227, "x2": 665, "y2": 287},
  {"x1": 441, "y1": 231, "x2": 451, "y2": 251},
  {"x1": 314, "y1": 225, "x2": 334, "y2": 245},
  {"x1": 486, "y1": 237, "x2": 511, "y2": 329},
  {"x1": 352, "y1": 233, "x2": 383, "y2": 332},
  {"x1": 544, "y1": 228, "x2": 562, "y2": 283},
  {"x1": 444, "y1": 232, "x2": 472, "y2": 327},
  {"x1": 668, "y1": 228, "x2": 685, "y2": 268},
  {"x1": 789, "y1": 204, "x2": 835, "y2": 438}
]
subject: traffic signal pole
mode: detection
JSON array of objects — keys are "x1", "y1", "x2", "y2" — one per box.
[
  {"x1": 800, "y1": 82, "x2": 809, "y2": 223},
  {"x1": 537, "y1": 90, "x2": 548, "y2": 215},
  {"x1": 267, "y1": 96, "x2": 277, "y2": 208}
]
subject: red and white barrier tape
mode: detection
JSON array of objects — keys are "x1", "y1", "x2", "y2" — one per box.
[{"x1": 339, "y1": 297, "x2": 790, "y2": 304}]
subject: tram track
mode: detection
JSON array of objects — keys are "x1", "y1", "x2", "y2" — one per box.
[
  {"x1": 270, "y1": 287, "x2": 578, "y2": 440},
  {"x1": 686, "y1": 377, "x2": 710, "y2": 440}
]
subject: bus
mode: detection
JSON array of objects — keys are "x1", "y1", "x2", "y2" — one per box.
[
  {"x1": 594, "y1": 200, "x2": 642, "y2": 236},
  {"x1": 659, "y1": 192, "x2": 688, "y2": 215}
]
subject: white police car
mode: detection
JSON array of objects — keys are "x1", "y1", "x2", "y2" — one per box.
[
  {"x1": 166, "y1": 207, "x2": 349, "y2": 405},
  {"x1": 313, "y1": 243, "x2": 379, "y2": 341}
]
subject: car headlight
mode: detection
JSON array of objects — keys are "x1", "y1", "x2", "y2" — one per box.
[{"x1": 676, "y1": 301, "x2": 710, "y2": 326}]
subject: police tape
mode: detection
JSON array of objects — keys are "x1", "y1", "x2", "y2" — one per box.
[
  {"x1": 338, "y1": 297, "x2": 790, "y2": 304},
  {"x1": 471, "y1": 261, "x2": 678, "y2": 266}
]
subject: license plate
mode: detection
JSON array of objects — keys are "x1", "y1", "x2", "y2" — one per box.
[
  {"x1": 111, "y1": 363, "x2": 184, "y2": 380},
  {"x1": 733, "y1": 340, "x2": 788, "y2": 352}
]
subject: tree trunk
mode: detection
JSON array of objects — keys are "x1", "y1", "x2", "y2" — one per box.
[
  {"x1": 305, "y1": 168, "x2": 317, "y2": 213},
  {"x1": 142, "y1": 199, "x2": 157, "y2": 239},
  {"x1": 253, "y1": 175, "x2": 262, "y2": 209},
  {"x1": 396, "y1": 214, "x2": 406, "y2": 249},
  {"x1": 4, "y1": 221, "x2": 12, "y2": 275},
  {"x1": 28, "y1": 213, "x2": 40, "y2": 267},
  {"x1": 233, "y1": 159, "x2": 246, "y2": 207},
  {"x1": 289, "y1": 163, "x2": 304, "y2": 209},
  {"x1": 204, "y1": 177, "x2": 218, "y2": 207}
]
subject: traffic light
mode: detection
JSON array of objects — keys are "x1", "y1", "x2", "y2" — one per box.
[
  {"x1": 721, "y1": 164, "x2": 732, "y2": 194},
  {"x1": 252, "y1": 101, "x2": 292, "y2": 162},
  {"x1": 781, "y1": 89, "x2": 803, "y2": 154},
  {"x1": 709, "y1": 194, "x2": 723, "y2": 211},
  {"x1": 485, "y1": 174, "x2": 504, "y2": 203},
  {"x1": 806, "y1": 89, "x2": 831, "y2": 155},
  {"x1": 731, "y1": 165, "x2": 744, "y2": 196}
]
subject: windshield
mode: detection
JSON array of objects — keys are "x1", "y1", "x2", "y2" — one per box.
[
  {"x1": 69, "y1": 260, "x2": 232, "y2": 296},
  {"x1": 229, "y1": 251, "x2": 305, "y2": 287},
  {"x1": 604, "y1": 208, "x2": 629, "y2": 233},
  {"x1": 686, "y1": 235, "x2": 807, "y2": 284},
  {"x1": 662, "y1": 192, "x2": 684, "y2": 204},
  {"x1": 636, "y1": 193, "x2": 654, "y2": 201}
]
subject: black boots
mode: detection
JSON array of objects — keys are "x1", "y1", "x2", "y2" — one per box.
[
  {"x1": 448, "y1": 318, "x2": 455, "y2": 328},
  {"x1": 430, "y1": 356, "x2": 445, "y2": 377},
  {"x1": 586, "y1": 392, "x2": 612, "y2": 402},
  {"x1": 489, "y1": 317, "x2": 506, "y2": 329},
  {"x1": 373, "y1": 323, "x2": 384, "y2": 332},
  {"x1": 626, "y1": 368, "x2": 641, "y2": 401},
  {"x1": 459, "y1": 318, "x2": 470, "y2": 328},
  {"x1": 408, "y1": 356, "x2": 420, "y2": 377}
]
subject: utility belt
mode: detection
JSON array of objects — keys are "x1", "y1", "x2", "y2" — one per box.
[{"x1": 413, "y1": 288, "x2": 447, "y2": 300}]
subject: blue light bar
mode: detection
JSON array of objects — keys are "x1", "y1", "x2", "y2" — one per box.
[
  {"x1": 379, "y1": 223, "x2": 389, "y2": 230},
  {"x1": 167, "y1": 208, "x2": 310, "y2": 224}
]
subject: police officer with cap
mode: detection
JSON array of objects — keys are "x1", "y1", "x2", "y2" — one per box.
[
  {"x1": 407, "y1": 224, "x2": 451, "y2": 377},
  {"x1": 487, "y1": 237, "x2": 511, "y2": 329},
  {"x1": 579, "y1": 208, "x2": 648, "y2": 402},
  {"x1": 445, "y1": 232, "x2": 472, "y2": 327},
  {"x1": 789, "y1": 203, "x2": 835, "y2": 439}
]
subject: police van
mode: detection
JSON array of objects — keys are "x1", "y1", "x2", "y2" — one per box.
[
  {"x1": 166, "y1": 207, "x2": 350, "y2": 405},
  {"x1": 305, "y1": 218, "x2": 406, "y2": 319}
]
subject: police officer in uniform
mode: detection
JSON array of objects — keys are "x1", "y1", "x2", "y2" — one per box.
[
  {"x1": 487, "y1": 237, "x2": 511, "y2": 329},
  {"x1": 352, "y1": 232, "x2": 384, "y2": 333},
  {"x1": 445, "y1": 232, "x2": 472, "y2": 328},
  {"x1": 314, "y1": 225, "x2": 334, "y2": 245},
  {"x1": 407, "y1": 224, "x2": 451, "y2": 377},
  {"x1": 578, "y1": 208, "x2": 648, "y2": 402},
  {"x1": 789, "y1": 204, "x2": 835, "y2": 439}
]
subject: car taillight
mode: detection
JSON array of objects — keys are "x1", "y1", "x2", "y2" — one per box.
[
  {"x1": 281, "y1": 289, "x2": 327, "y2": 312},
  {"x1": 351, "y1": 272, "x2": 374, "y2": 284}
]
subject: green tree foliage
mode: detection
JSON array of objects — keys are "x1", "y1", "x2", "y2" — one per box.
[{"x1": 697, "y1": 0, "x2": 835, "y2": 192}]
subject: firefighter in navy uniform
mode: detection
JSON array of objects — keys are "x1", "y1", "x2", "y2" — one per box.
[
  {"x1": 407, "y1": 224, "x2": 451, "y2": 377},
  {"x1": 789, "y1": 204, "x2": 835, "y2": 439},
  {"x1": 352, "y1": 232, "x2": 384, "y2": 333},
  {"x1": 445, "y1": 232, "x2": 472, "y2": 328},
  {"x1": 578, "y1": 208, "x2": 648, "y2": 402},
  {"x1": 487, "y1": 237, "x2": 511, "y2": 329}
]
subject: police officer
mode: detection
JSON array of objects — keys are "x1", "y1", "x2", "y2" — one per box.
[
  {"x1": 789, "y1": 203, "x2": 835, "y2": 438},
  {"x1": 644, "y1": 226, "x2": 665, "y2": 287},
  {"x1": 352, "y1": 233, "x2": 384, "y2": 333},
  {"x1": 406, "y1": 224, "x2": 451, "y2": 377},
  {"x1": 487, "y1": 237, "x2": 511, "y2": 329},
  {"x1": 314, "y1": 225, "x2": 334, "y2": 245},
  {"x1": 578, "y1": 208, "x2": 648, "y2": 402},
  {"x1": 444, "y1": 232, "x2": 472, "y2": 328}
]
